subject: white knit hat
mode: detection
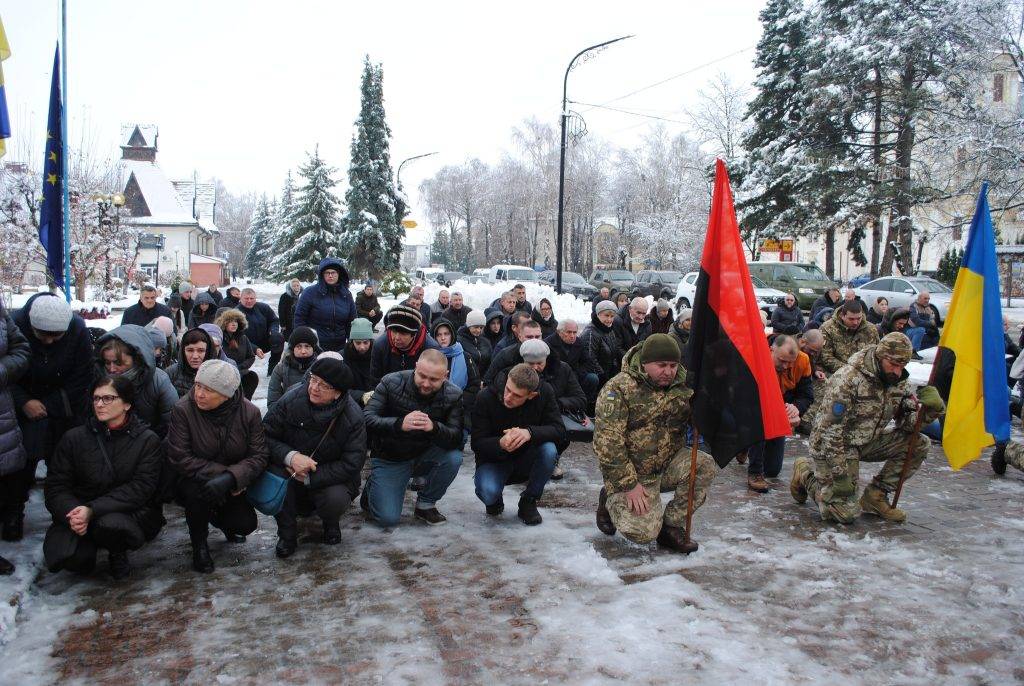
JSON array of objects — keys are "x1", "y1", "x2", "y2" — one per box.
[
  {"x1": 195, "y1": 359, "x2": 241, "y2": 397},
  {"x1": 466, "y1": 310, "x2": 486, "y2": 327},
  {"x1": 29, "y1": 295, "x2": 72, "y2": 333}
]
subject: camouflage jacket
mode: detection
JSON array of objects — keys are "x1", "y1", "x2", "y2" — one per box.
[
  {"x1": 594, "y1": 344, "x2": 692, "y2": 493},
  {"x1": 818, "y1": 316, "x2": 880, "y2": 375},
  {"x1": 810, "y1": 345, "x2": 944, "y2": 477}
]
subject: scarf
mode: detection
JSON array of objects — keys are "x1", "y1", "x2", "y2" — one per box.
[
  {"x1": 388, "y1": 326, "x2": 427, "y2": 358},
  {"x1": 438, "y1": 341, "x2": 469, "y2": 389}
]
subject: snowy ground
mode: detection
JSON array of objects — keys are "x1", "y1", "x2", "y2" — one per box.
[{"x1": 2, "y1": 284, "x2": 1022, "y2": 684}]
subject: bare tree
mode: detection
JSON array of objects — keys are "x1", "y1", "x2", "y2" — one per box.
[{"x1": 687, "y1": 72, "x2": 750, "y2": 162}]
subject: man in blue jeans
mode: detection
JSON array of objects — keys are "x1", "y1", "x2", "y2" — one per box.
[
  {"x1": 471, "y1": 364, "x2": 567, "y2": 525},
  {"x1": 362, "y1": 350, "x2": 464, "y2": 527}
]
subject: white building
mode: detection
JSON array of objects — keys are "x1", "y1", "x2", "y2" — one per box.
[{"x1": 402, "y1": 224, "x2": 430, "y2": 271}]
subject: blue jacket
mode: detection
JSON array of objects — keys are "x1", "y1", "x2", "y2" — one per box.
[
  {"x1": 294, "y1": 257, "x2": 356, "y2": 352},
  {"x1": 235, "y1": 301, "x2": 280, "y2": 349}
]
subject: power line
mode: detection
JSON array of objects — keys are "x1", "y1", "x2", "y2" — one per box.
[{"x1": 569, "y1": 100, "x2": 690, "y2": 125}]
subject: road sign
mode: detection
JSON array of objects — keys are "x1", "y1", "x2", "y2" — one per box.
[{"x1": 402, "y1": 219, "x2": 418, "y2": 229}]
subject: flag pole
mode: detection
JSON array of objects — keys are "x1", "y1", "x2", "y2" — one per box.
[
  {"x1": 60, "y1": 0, "x2": 71, "y2": 302},
  {"x1": 684, "y1": 422, "x2": 699, "y2": 545}
]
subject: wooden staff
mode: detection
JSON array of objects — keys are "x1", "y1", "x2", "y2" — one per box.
[
  {"x1": 891, "y1": 347, "x2": 942, "y2": 509},
  {"x1": 684, "y1": 423, "x2": 700, "y2": 545}
]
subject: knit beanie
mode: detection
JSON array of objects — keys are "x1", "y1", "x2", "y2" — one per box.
[
  {"x1": 146, "y1": 326, "x2": 167, "y2": 351},
  {"x1": 29, "y1": 295, "x2": 72, "y2": 333},
  {"x1": 640, "y1": 333, "x2": 681, "y2": 364},
  {"x1": 195, "y1": 359, "x2": 241, "y2": 397},
  {"x1": 466, "y1": 310, "x2": 486, "y2": 327},
  {"x1": 349, "y1": 318, "x2": 374, "y2": 341},
  {"x1": 656, "y1": 298, "x2": 671, "y2": 313},
  {"x1": 317, "y1": 351, "x2": 343, "y2": 361},
  {"x1": 595, "y1": 300, "x2": 617, "y2": 315},
  {"x1": 310, "y1": 357, "x2": 353, "y2": 393},
  {"x1": 519, "y1": 339, "x2": 550, "y2": 363},
  {"x1": 386, "y1": 304, "x2": 422, "y2": 334},
  {"x1": 151, "y1": 316, "x2": 174, "y2": 339},
  {"x1": 288, "y1": 325, "x2": 319, "y2": 349},
  {"x1": 168, "y1": 293, "x2": 183, "y2": 309},
  {"x1": 179, "y1": 282, "x2": 194, "y2": 295},
  {"x1": 677, "y1": 308, "x2": 694, "y2": 324}
]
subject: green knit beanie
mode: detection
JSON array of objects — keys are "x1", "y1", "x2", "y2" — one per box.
[{"x1": 640, "y1": 333, "x2": 680, "y2": 364}]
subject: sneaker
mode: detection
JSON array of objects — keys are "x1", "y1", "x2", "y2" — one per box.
[
  {"x1": 991, "y1": 443, "x2": 1007, "y2": 475},
  {"x1": 517, "y1": 495, "x2": 542, "y2": 526},
  {"x1": 108, "y1": 551, "x2": 131, "y2": 580},
  {"x1": 414, "y1": 507, "x2": 447, "y2": 525},
  {"x1": 485, "y1": 499, "x2": 504, "y2": 516},
  {"x1": 550, "y1": 466, "x2": 564, "y2": 481},
  {"x1": 275, "y1": 538, "x2": 298, "y2": 559},
  {"x1": 747, "y1": 474, "x2": 770, "y2": 493}
]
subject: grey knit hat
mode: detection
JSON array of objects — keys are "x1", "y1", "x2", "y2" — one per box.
[
  {"x1": 595, "y1": 300, "x2": 617, "y2": 314},
  {"x1": 195, "y1": 359, "x2": 241, "y2": 397},
  {"x1": 656, "y1": 298, "x2": 671, "y2": 313},
  {"x1": 466, "y1": 309, "x2": 486, "y2": 327},
  {"x1": 29, "y1": 295, "x2": 72, "y2": 333},
  {"x1": 349, "y1": 318, "x2": 374, "y2": 341},
  {"x1": 519, "y1": 339, "x2": 550, "y2": 363},
  {"x1": 677, "y1": 308, "x2": 694, "y2": 323}
]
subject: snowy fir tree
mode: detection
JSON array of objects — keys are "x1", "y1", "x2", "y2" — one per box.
[
  {"x1": 243, "y1": 195, "x2": 274, "y2": 278},
  {"x1": 266, "y1": 170, "x2": 301, "y2": 281},
  {"x1": 274, "y1": 149, "x2": 343, "y2": 282},
  {"x1": 341, "y1": 56, "x2": 404, "y2": 280}
]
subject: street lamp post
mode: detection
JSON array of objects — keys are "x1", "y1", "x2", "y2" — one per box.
[
  {"x1": 556, "y1": 35, "x2": 632, "y2": 294},
  {"x1": 397, "y1": 152, "x2": 439, "y2": 192},
  {"x1": 92, "y1": 192, "x2": 126, "y2": 297}
]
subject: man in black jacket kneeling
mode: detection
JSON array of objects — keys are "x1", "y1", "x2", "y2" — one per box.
[{"x1": 471, "y1": 363, "x2": 567, "y2": 525}]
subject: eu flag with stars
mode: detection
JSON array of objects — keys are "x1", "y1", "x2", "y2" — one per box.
[{"x1": 39, "y1": 45, "x2": 64, "y2": 289}]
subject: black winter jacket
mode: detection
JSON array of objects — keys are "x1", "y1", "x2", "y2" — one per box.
[
  {"x1": 770, "y1": 303, "x2": 805, "y2": 335},
  {"x1": 470, "y1": 371, "x2": 567, "y2": 464},
  {"x1": 263, "y1": 384, "x2": 367, "y2": 497},
  {"x1": 441, "y1": 306, "x2": 471, "y2": 331},
  {"x1": 343, "y1": 342, "x2": 377, "y2": 406},
  {"x1": 612, "y1": 315, "x2": 651, "y2": 353},
  {"x1": 187, "y1": 292, "x2": 218, "y2": 329},
  {"x1": 483, "y1": 342, "x2": 524, "y2": 386},
  {"x1": 458, "y1": 326, "x2": 493, "y2": 379},
  {"x1": 581, "y1": 314, "x2": 623, "y2": 382},
  {"x1": 278, "y1": 286, "x2": 301, "y2": 335},
  {"x1": 267, "y1": 350, "x2": 316, "y2": 407},
  {"x1": 810, "y1": 294, "x2": 841, "y2": 320},
  {"x1": 236, "y1": 302, "x2": 281, "y2": 349},
  {"x1": 541, "y1": 360, "x2": 587, "y2": 416},
  {"x1": 165, "y1": 328, "x2": 218, "y2": 397},
  {"x1": 44, "y1": 415, "x2": 162, "y2": 520},
  {"x1": 0, "y1": 305, "x2": 30, "y2": 477},
  {"x1": 121, "y1": 301, "x2": 173, "y2": 328},
  {"x1": 363, "y1": 371, "x2": 464, "y2": 461},
  {"x1": 531, "y1": 309, "x2": 558, "y2": 340},
  {"x1": 544, "y1": 332, "x2": 601, "y2": 377}
]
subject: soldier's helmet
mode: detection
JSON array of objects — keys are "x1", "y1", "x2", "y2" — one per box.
[{"x1": 876, "y1": 332, "x2": 913, "y2": 365}]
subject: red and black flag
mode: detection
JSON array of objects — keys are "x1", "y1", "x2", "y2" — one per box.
[{"x1": 689, "y1": 160, "x2": 790, "y2": 467}]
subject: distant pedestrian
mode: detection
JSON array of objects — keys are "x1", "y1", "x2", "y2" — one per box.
[
  {"x1": 355, "y1": 283, "x2": 383, "y2": 329},
  {"x1": 236, "y1": 287, "x2": 283, "y2": 373},
  {"x1": 278, "y1": 278, "x2": 304, "y2": 341}
]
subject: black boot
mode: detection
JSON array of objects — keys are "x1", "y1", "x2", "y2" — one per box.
[
  {"x1": 596, "y1": 488, "x2": 616, "y2": 535},
  {"x1": 275, "y1": 537, "x2": 298, "y2": 559},
  {"x1": 322, "y1": 521, "x2": 342, "y2": 545},
  {"x1": 0, "y1": 554, "x2": 13, "y2": 575},
  {"x1": 191, "y1": 537, "x2": 214, "y2": 573},
  {"x1": 992, "y1": 442, "x2": 1007, "y2": 475},
  {"x1": 2, "y1": 510, "x2": 24, "y2": 542},
  {"x1": 108, "y1": 550, "x2": 131, "y2": 580},
  {"x1": 656, "y1": 525, "x2": 698, "y2": 555},
  {"x1": 486, "y1": 498, "x2": 504, "y2": 516},
  {"x1": 224, "y1": 533, "x2": 247, "y2": 544},
  {"x1": 359, "y1": 486, "x2": 369, "y2": 512},
  {"x1": 517, "y1": 495, "x2": 542, "y2": 526}
]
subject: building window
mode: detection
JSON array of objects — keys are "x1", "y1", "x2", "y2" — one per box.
[{"x1": 993, "y1": 73, "x2": 1005, "y2": 103}]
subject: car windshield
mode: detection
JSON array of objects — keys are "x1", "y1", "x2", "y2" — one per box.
[
  {"x1": 751, "y1": 275, "x2": 769, "y2": 289},
  {"x1": 606, "y1": 270, "x2": 633, "y2": 280},
  {"x1": 784, "y1": 264, "x2": 830, "y2": 281},
  {"x1": 909, "y1": 278, "x2": 952, "y2": 294},
  {"x1": 508, "y1": 269, "x2": 538, "y2": 282},
  {"x1": 561, "y1": 273, "x2": 586, "y2": 284},
  {"x1": 657, "y1": 271, "x2": 682, "y2": 281}
]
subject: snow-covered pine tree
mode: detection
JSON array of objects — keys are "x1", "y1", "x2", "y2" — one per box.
[
  {"x1": 341, "y1": 56, "x2": 404, "y2": 280},
  {"x1": 274, "y1": 149, "x2": 342, "y2": 282},
  {"x1": 266, "y1": 170, "x2": 301, "y2": 281},
  {"x1": 243, "y1": 195, "x2": 273, "y2": 278}
]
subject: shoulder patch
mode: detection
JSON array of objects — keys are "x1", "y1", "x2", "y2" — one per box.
[
  {"x1": 605, "y1": 390, "x2": 618, "y2": 401},
  {"x1": 832, "y1": 401, "x2": 846, "y2": 417}
]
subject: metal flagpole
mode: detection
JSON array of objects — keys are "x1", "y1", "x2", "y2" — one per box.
[{"x1": 61, "y1": 0, "x2": 71, "y2": 302}]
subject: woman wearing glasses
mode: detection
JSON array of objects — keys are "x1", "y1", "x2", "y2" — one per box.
[{"x1": 43, "y1": 375, "x2": 163, "y2": 580}]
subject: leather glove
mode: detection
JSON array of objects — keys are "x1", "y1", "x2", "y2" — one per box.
[
  {"x1": 831, "y1": 474, "x2": 855, "y2": 499},
  {"x1": 917, "y1": 385, "x2": 945, "y2": 414},
  {"x1": 199, "y1": 472, "x2": 236, "y2": 505}
]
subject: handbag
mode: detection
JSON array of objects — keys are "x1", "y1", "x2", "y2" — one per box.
[{"x1": 246, "y1": 414, "x2": 340, "y2": 516}]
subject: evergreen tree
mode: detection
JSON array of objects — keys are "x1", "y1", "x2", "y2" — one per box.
[
  {"x1": 244, "y1": 195, "x2": 273, "y2": 278},
  {"x1": 274, "y1": 148, "x2": 342, "y2": 282},
  {"x1": 341, "y1": 56, "x2": 404, "y2": 280},
  {"x1": 267, "y1": 171, "x2": 298, "y2": 280}
]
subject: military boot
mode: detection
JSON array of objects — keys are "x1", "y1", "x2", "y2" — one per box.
[
  {"x1": 991, "y1": 443, "x2": 1007, "y2": 475},
  {"x1": 596, "y1": 488, "x2": 616, "y2": 536},
  {"x1": 790, "y1": 458, "x2": 811, "y2": 504},
  {"x1": 860, "y1": 485, "x2": 906, "y2": 523},
  {"x1": 656, "y1": 525, "x2": 698, "y2": 554}
]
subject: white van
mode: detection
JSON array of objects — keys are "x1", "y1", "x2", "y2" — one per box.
[
  {"x1": 414, "y1": 267, "x2": 443, "y2": 285},
  {"x1": 486, "y1": 264, "x2": 538, "y2": 285}
]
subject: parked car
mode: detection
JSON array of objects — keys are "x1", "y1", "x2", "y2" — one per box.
[
  {"x1": 630, "y1": 270, "x2": 683, "y2": 300},
  {"x1": 847, "y1": 273, "x2": 874, "y2": 288},
  {"x1": 674, "y1": 272, "x2": 783, "y2": 316},
  {"x1": 414, "y1": 267, "x2": 444, "y2": 285},
  {"x1": 486, "y1": 264, "x2": 538, "y2": 285},
  {"x1": 854, "y1": 276, "x2": 951, "y2": 323},
  {"x1": 588, "y1": 268, "x2": 636, "y2": 297},
  {"x1": 432, "y1": 271, "x2": 465, "y2": 287},
  {"x1": 538, "y1": 271, "x2": 599, "y2": 300},
  {"x1": 464, "y1": 268, "x2": 489, "y2": 284},
  {"x1": 747, "y1": 261, "x2": 838, "y2": 309}
]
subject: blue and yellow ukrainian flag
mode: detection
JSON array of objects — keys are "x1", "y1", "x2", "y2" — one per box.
[
  {"x1": 938, "y1": 183, "x2": 1011, "y2": 469},
  {"x1": 0, "y1": 15, "x2": 11, "y2": 158}
]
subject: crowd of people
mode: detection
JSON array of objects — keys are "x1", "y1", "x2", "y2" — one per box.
[{"x1": 0, "y1": 261, "x2": 1016, "y2": 579}]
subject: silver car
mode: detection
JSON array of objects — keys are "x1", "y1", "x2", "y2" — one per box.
[{"x1": 854, "y1": 276, "x2": 952, "y2": 323}]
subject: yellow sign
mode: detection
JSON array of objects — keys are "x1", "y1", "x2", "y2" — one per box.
[
  {"x1": 762, "y1": 239, "x2": 781, "y2": 252},
  {"x1": 402, "y1": 219, "x2": 418, "y2": 229}
]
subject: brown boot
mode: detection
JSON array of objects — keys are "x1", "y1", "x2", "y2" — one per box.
[
  {"x1": 735, "y1": 450, "x2": 747, "y2": 465},
  {"x1": 860, "y1": 485, "x2": 906, "y2": 523},
  {"x1": 596, "y1": 488, "x2": 616, "y2": 536},
  {"x1": 747, "y1": 473, "x2": 769, "y2": 493},
  {"x1": 656, "y1": 525, "x2": 698, "y2": 554}
]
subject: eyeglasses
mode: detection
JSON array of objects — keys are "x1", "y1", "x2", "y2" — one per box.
[
  {"x1": 92, "y1": 394, "x2": 120, "y2": 406},
  {"x1": 308, "y1": 376, "x2": 336, "y2": 392}
]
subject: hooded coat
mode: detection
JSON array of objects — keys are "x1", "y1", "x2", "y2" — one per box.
[
  {"x1": 294, "y1": 257, "x2": 356, "y2": 352},
  {"x1": 217, "y1": 310, "x2": 256, "y2": 372},
  {"x1": 267, "y1": 345, "x2": 320, "y2": 408},
  {"x1": 0, "y1": 304, "x2": 30, "y2": 476},
  {"x1": 187, "y1": 291, "x2": 219, "y2": 329},
  {"x1": 483, "y1": 310, "x2": 505, "y2": 350},
  {"x1": 165, "y1": 328, "x2": 218, "y2": 397},
  {"x1": 94, "y1": 326, "x2": 179, "y2": 438}
]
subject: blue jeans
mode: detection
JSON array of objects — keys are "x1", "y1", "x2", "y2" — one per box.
[
  {"x1": 367, "y1": 446, "x2": 463, "y2": 527},
  {"x1": 474, "y1": 442, "x2": 557, "y2": 505},
  {"x1": 748, "y1": 437, "x2": 786, "y2": 478},
  {"x1": 903, "y1": 326, "x2": 926, "y2": 351}
]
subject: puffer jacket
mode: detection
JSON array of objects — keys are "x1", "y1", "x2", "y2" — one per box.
[
  {"x1": 770, "y1": 302, "x2": 805, "y2": 335},
  {"x1": 263, "y1": 384, "x2": 367, "y2": 498},
  {"x1": 293, "y1": 257, "x2": 356, "y2": 351},
  {"x1": 94, "y1": 325, "x2": 179, "y2": 438},
  {"x1": 45, "y1": 414, "x2": 162, "y2": 521},
  {"x1": 482, "y1": 342, "x2": 524, "y2": 386},
  {"x1": 166, "y1": 388, "x2": 268, "y2": 488},
  {"x1": 580, "y1": 313, "x2": 623, "y2": 382},
  {"x1": 471, "y1": 370, "x2": 566, "y2": 464},
  {"x1": 187, "y1": 292, "x2": 218, "y2": 329},
  {"x1": 458, "y1": 326, "x2": 493, "y2": 379},
  {"x1": 0, "y1": 304, "x2": 30, "y2": 476},
  {"x1": 236, "y1": 300, "x2": 280, "y2": 350},
  {"x1": 267, "y1": 349, "x2": 318, "y2": 407},
  {"x1": 541, "y1": 359, "x2": 587, "y2": 416},
  {"x1": 217, "y1": 310, "x2": 256, "y2": 372},
  {"x1": 363, "y1": 370, "x2": 464, "y2": 461},
  {"x1": 165, "y1": 328, "x2": 218, "y2": 397}
]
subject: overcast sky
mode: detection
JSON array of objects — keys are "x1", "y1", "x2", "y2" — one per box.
[{"x1": 1, "y1": 0, "x2": 765, "y2": 224}]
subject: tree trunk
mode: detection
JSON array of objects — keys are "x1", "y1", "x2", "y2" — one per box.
[
  {"x1": 824, "y1": 225, "x2": 836, "y2": 280},
  {"x1": 868, "y1": 64, "x2": 884, "y2": 277}
]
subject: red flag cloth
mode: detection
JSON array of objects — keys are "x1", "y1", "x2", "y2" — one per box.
[{"x1": 688, "y1": 159, "x2": 791, "y2": 467}]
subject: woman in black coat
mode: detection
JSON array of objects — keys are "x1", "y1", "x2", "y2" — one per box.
[
  {"x1": 215, "y1": 309, "x2": 258, "y2": 400},
  {"x1": 0, "y1": 302, "x2": 30, "y2": 575},
  {"x1": 531, "y1": 299, "x2": 558, "y2": 340},
  {"x1": 43, "y1": 375, "x2": 163, "y2": 579},
  {"x1": 278, "y1": 278, "x2": 303, "y2": 340},
  {"x1": 484, "y1": 310, "x2": 505, "y2": 351},
  {"x1": 457, "y1": 312, "x2": 493, "y2": 381},
  {"x1": 580, "y1": 306, "x2": 623, "y2": 384},
  {"x1": 769, "y1": 293, "x2": 805, "y2": 335},
  {"x1": 262, "y1": 358, "x2": 366, "y2": 558}
]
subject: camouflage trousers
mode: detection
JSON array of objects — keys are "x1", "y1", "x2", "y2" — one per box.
[
  {"x1": 795, "y1": 429, "x2": 929, "y2": 524},
  {"x1": 606, "y1": 449, "x2": 717, "y2": 544},
  {"x1": 1005, "y1": 442, "x2": 1024, "y2": 472},
  {"x1": 797, "y1": 377, "x2": 828, "y2": 435}
]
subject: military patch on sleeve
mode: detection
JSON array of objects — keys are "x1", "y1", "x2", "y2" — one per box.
[
  {"x1": 832, "y1": 401, "x2": 846, "y2": 417},
  {"x1": 605, "y1": 390, "x2": 618, "y2": 401}
]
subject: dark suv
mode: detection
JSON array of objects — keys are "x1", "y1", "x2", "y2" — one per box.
[
  {"x1": 538, "y1": 271, "x2": 599, "y2": 300},
  {"x1": 630, "y1": 270, "x2": 682, "y2": 300},
  {"x1": 588, "y1": 268, "x2": 636, "y2": 297}
]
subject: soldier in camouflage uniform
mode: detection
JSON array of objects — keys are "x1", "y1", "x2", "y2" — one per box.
[
  {"x1": 593, "y1": 334, "x2": 717, "y2": 554},
  {"x1": 818, "y1": 301, "x2": 880, "y2": 375},
  {"x1": 990, "y1": 442, "x2": 1024, "y2": 475},
  {"x1": 791, "y1": 332, "x2": 945, "y2": 524}
]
